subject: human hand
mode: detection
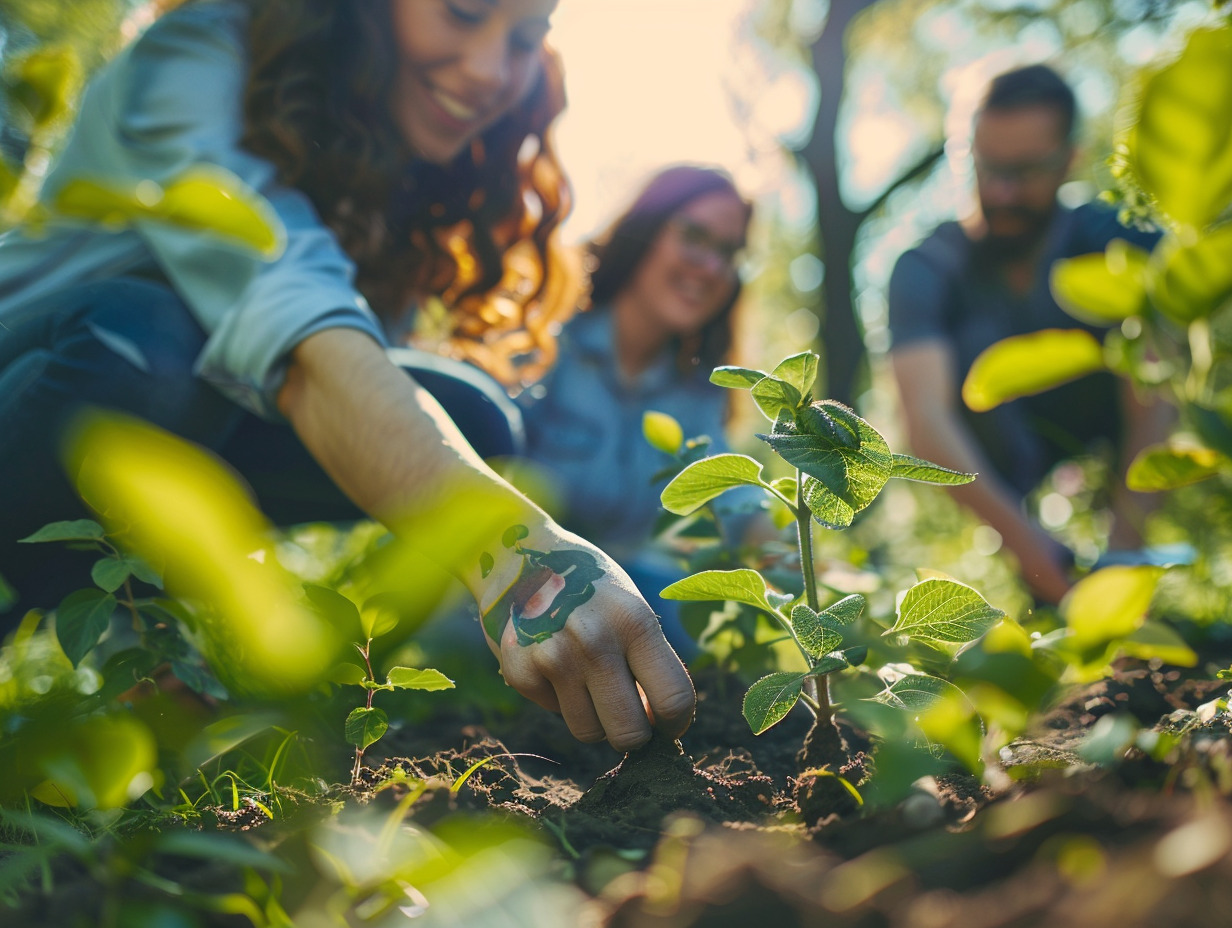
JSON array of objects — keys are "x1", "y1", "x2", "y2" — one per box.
[{"x1": 475, "y1": 527, "x2": 695, "y2": 751}]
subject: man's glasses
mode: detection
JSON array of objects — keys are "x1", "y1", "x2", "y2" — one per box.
[
  {"x1": 972, "y1": 146, "x2": 1070, "y2": 184},
  {"x1": 669, "y1": 217, "x2": 745, "y2": 272}
]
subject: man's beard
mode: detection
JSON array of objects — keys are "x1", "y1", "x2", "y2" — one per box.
[{"x1": 974, "y1": 204, "x2": 1056, "y2": 261}]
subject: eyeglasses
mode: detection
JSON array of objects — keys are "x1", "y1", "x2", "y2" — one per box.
[
  {"x1": 669, "y1": 217, "x2": 745, "y2": 272},
  {"x1": 972, "y1": 147, "x2": 1070, "y2": 184}
]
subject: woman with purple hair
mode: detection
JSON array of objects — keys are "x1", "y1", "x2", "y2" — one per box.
[{"x1": 520, "y1": 164, "x2": 760, "y2": 655}]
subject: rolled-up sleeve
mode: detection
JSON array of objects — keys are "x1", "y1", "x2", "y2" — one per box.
[{"x1": 39, "y1": 2, "x2": 385, "y2": 418}]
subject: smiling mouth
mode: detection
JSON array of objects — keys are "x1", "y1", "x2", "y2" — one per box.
[{"x1": 430, "y1": 88, "x2": 480, "y2": 123}]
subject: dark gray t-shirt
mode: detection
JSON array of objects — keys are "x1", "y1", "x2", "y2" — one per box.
[{"x1": 887, "y1": 202, "x2": 1159, "y2": 495}]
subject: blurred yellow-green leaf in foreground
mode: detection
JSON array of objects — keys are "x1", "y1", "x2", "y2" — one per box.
[
  {"x1": 1127, "y1": 442, "x2": 1227, "y2": 491},
  {"x1": 643, "y1": 410, "x2": 684, "y2": 455},
  {"x1": 1150, "y1": 222, "x2": 1232, "y2": 324},
  {"x1": 962, "y1": 328, "x2": 1105, "y2": 412},
  {"x1": 8, "y1": 45, "x2": 82, "y2": 132},
  {"x1": 68, "y1": 412, "x2": 337, "y2": 695},
  {"x1": 1050, "y1": 240, "x2": 1152, "y2": 325},
  {"x1": 1123, "y1": 24, "x2": 1232, "y2": 234},
  {"x1": 30, "y1": 714, "x2": 159, "y2": 810},
  {"x1": 1064, "y1": 565, "x2": 1164, "y2": 650},
  {"x1": 53, "y1": 165, "x2": 286, "y2": 259}
]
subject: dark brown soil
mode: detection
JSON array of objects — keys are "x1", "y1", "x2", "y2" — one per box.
[{"x1": 353, "y1": 651, "x2": 1232, "y2": 927}]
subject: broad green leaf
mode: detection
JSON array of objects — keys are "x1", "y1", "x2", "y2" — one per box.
[
  {"x1": 127, "y1": 557, "x2": 163, "y2": 588},
  {"x1": 821, "y1": 593, "x2": 865, "y2": 627},
  {"x1": 19, "y1": 519, "x2": 105, "y2": 544},
  {"x1": 344, "y1": 707, "x2": 389, "y2": 750},
  {"x1": 660, "y1": 569, "x2": 779, "y2": 614},
  {"x1": 661, "y1": 454, "x2": 768, "y2": 515},
  {"x1": 55, "y1": 588, "x2": 116, "y2": 667},
  {"x1": 888, "y1": 578, "x2": 1005, "y2": 645},
  {"x1": 891, "y1": 454, "x2": 976, "y2": 486},
  {"x1": 1065, "y1": 565, "x2": 1164, "y2": 648},
  {"x1": 770, "y1": 351, "x2": 820, "y2": 398},
  {"x1": 1125, "y1": 24, "x2": 1232, "y2": 232},
  {"x1": 791, "y1": 604, "x2": 843, "y2": 658},
  {"x1": 1189, "y1": 403, "x2": 1232, "y2": 460},
  {"x1": 1077, "y1": 713, "x2": 1138, "y2": 766},
  {"x1": 1151, "y1": 223, "x2": 1232, "y2": 323},
  {"x1": 962, "y1": 329, "x2": 1105, "y2": 412},
  {"x1": 360, "y1": 592, "x2": 403, "y2": 639},
  {"x1": 1050, "y1": 241, "x2": 1152, "y2": 324},
  {"x1": 1126, "y1": 443, "x2": 1225, "y2": 491},
  {"x1": 643, "y1": 411, "x2": 684, "y2": 455},
  {"x1": 750, "y1": 376, "x2": 803, "y2": 421},
  {"x1": 742, "y1": 672, "x2": 805, "y2": 735},
  {"x1": 810, "y1": 655, "x2": 849, "y2": 675},
  {"x1": 91, "y1": 557, "x2": 132, "y2": 593},
  {"x1": 328, "y1": 663, "x2": 368, "y2": 686},
  {"x1": 873, "y1": 673, "x2": 965, "y2": 712},
  {"x1": 386, "y1": 666, "x2": 455, "y2": 691},
  {"x1": 1120, "y1": 622, "x2": 1198, "y2": 667},
  {"x1": 54, "y1": 165, "x2": 286, "y2": 258},
  {"x1": 710, "y1": 366, "x2": 766, "y2": 390},
  {"x1": 304, "y1": 584, "x2": 363, "y2": 637},
  {"x1": 762, "y1": 402, "x2": 892, "y2": 527}
]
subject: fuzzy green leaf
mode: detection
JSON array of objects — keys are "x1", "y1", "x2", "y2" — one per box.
[
  {"x1": 19, "y1": 519, "x2": 105, "y2": 544},
  {"x1": 962, "y1": 329, "x2": 1105, "y2": 412},
  {"x1": 770, "y1": 351, "x2": 820, "y2": 398},
  {"x1": 891, "y1": 454, "x2": 976, "y2": 486},
  {"x1": 502, "y1": 524, "x2": 529, "y2": 548},
  {"x1": 344, "y1": 707, "x2": 389, "y2": 750},
  {"x1": 888, "y1": 578, "x2": 1005, "y2": 645},
  {"x1": 710, "y1": 366, "x2": 766, "y2": 390},
  {"x1": 791, "y1": 604, "x2": 843, "y2": 658},
  {"x1": 660, "y1": 569, "x2": 779, "y2": 615},
  {"x1": 874, "y1": 673, "x2": 964, "y2": 712},
  {"x1": 91, "y1": 557, "x2": 132, "y2": 593},
  {"x1": 743, "y1": 672, "x2": 805, "y2": 735},
  {"x1": 55, "y1": 588, "x2": 116, "y2": 667},
  {"x1": 661, "y1": 454, "x2": 768, "y2": 515},
  {"x1": 328, "y1": 663, "x2": 368, "y2": 687},
  {"x1": 750, "y1": 376, "x2": 803, "y2": 421},
  {"x1": 821, "y1": 593, "x2": 866, "y2": 627},
  {"x1": 1127, "y1": 443, "x2": 1226, "y2": 491},
  {"x1": 810, "y1": 655, "x2": 849, "y2": 675},
  {"x1": 386, "y1": 667, "x2": 455, "y2": 692},
  {"x1": 762, "y1": 402, "x2": 892, "y2": 527}
]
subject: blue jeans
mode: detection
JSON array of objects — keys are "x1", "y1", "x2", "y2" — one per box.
[{"x1": 0, "y1": 279, "x2": 520, "y2": 621}]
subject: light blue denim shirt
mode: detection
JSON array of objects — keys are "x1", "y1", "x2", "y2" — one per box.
[
  {"x1": 0, "y1": 0, "x2": 386, "y2": 418},
  {"x1": 520, "y1": 305, "x2": 759, "y2": 561}
]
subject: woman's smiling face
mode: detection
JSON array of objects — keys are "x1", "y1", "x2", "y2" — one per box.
[{"x1": 389, "y1": 0, "x2": 558, "y2": 164}]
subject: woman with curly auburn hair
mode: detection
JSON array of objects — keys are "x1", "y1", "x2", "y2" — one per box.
[{"x1": 0, "y1": 0, "x2": 695, "y2": 751}]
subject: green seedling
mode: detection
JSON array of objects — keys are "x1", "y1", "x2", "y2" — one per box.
[
  {"x1": 658, "y1": 351, "x2": 1006, "y2": 765},
  {"x1": 309, "y1": 586, "x2": 454, "y2": 784}
]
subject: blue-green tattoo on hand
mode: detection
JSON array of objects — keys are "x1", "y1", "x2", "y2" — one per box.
[{"x1": 481, "y1": 528, "x2": 604, "y2": 647}]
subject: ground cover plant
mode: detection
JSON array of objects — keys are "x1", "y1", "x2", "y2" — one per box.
[{"x1": 4, "y1": 11, "x2": 1232, "y2": 928}]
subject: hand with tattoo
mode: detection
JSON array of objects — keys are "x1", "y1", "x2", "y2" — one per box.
[{"x1": 476, "y1": 524, "x2": 695, "y2": 751}]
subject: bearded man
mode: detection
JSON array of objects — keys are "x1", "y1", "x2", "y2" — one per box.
[{"x1": 886, "y1": 63, "x2": 1165, "y2": 605}]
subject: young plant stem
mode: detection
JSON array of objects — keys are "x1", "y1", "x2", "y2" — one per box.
[
  {"x1": 796, "y1": 476, "x2": 833, "y2": 725},
  {"x1": 352, "y1": 639, "x2": 376, "y2": 784}
]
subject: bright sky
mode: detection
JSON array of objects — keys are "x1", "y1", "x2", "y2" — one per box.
[{"x1": 548, "y1": 0, "x2": 807, "y2": 242}]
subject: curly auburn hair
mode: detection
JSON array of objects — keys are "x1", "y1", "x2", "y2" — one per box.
[{"x1": 237, "y1": 0, "x2": 576, "y2": 383}]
